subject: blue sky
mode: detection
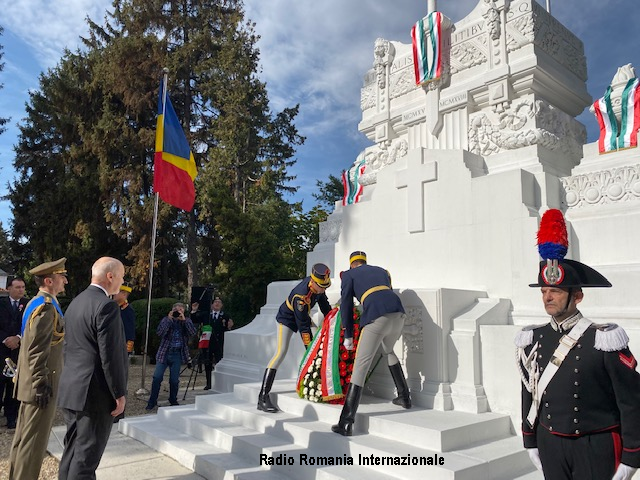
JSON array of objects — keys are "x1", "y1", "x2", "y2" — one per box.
[{"x1": 0, "y1": 0, "x2": 638, "y2": 232}]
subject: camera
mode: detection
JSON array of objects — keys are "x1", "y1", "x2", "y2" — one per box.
[{"x1": 171, "y1": 311, "x2": 181, "y2": 318}]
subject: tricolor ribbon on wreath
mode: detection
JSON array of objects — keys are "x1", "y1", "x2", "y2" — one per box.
[
  {"x1": 593, "y1": 77, "x2": 640, "y2": 153},
  {"x1": 297, "y1": 308, "x2": 345, "y2": 402}
]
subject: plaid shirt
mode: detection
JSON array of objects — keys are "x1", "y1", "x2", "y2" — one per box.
[{"x1": 155, "y1": 316, "x2": 197, "y2": 364}]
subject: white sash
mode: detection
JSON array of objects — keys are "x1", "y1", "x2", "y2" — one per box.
[{"x1": 526, "y1": 317, "x2": 592, "y2": 426}]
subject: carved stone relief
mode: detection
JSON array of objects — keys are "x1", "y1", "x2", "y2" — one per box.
[
  {"x1": 562, "y1": 165, "x2": 640, "y2": 208},
  {"x1": 357, "y1": 139, "x2": 410, "y2": 186},
  {"x1": 506, "y1": 1, "x2": 586, "y2": 81},
  {"x1": 390, "y1": 66, "x2": 417, "y2": 100},
  {"x1": 374, "y1": 38, "x2": 394, "y2": 90},
  {"x1": 450, "y1": 41, "x2": 487, "y2": 74},
  {"x1": 482, "y1": 0, "x2": 501, "y2": 41},
  {"x1": 402, "y1": 307, "x2": 424, "y2": 354},
  {"x1": 361, "y1": 83, "x2": 376, "y2": 111},
  {"x1": 318, "y1": 219, "x2": 342, "y2": 243},
  {"x1": 468, "y1": 100, "x2": 585, "y2": 157}
]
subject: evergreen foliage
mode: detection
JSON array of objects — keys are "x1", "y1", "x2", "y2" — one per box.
[{"x1": 6, "y1": 1, "x2": 327, "y2": 323}]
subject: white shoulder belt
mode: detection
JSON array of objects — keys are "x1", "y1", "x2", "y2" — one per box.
[{"x1": 526, "y1": 317, "x2": 592, "y2": 427}]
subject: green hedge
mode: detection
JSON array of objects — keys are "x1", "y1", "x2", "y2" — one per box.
[{"x1": 130, "y1": 297, "x2": 181, "y2": 361}]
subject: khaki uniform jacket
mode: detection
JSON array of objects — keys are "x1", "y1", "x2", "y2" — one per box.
[{"x1": 14, "y1": 291, "x2": 64, "y2": 403}]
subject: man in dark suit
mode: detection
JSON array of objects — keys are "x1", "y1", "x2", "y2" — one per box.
[
  {"x1": 57, "y1": 257, "x2": 128, "y2": 480},
  {"x1": 191, "y1": 296, "x2": 234, "y2": 390},
  {"x1": 0, "y1": 277, "x2": 27, "y2": 429}
]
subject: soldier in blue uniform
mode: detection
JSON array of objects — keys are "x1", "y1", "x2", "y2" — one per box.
[
  {"x1": 332, "y1": 251, "x2": 410, "y2": 437},
  {"x1": 516, "y1": 211, "x2": 640, "y2": 480},
  {"x1": 257, "y1": 263, "x2": 332, "y2": 413}
]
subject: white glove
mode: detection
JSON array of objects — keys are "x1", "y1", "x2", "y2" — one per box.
[
  {"x1": 612, "y1": 463, "x2": 637, "y2": 480},
  {"x1": 343, "y1": 337, "x2": 354, "y2": 351},
  {"x1": 527, "y1": 448, "x2": 543, "y2": 472}
]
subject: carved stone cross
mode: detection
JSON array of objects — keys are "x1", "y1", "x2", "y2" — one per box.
[{"x1": 395, "y1": 148, "x2": 438, "y2": 233}]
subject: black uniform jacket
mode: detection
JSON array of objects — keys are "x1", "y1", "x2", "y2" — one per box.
[
  {"x1": 276, "y1": 277, "x2": 331, "y2": 344},
  {"x1": 340, "y1": 264, "x2": 405, "y2": 339},
  {"x1": 0, "y1": 296, "x2": 28, "y2": 363},
  {"x1": 517, "y1": 317, "x2": 640, "y2": 467}
]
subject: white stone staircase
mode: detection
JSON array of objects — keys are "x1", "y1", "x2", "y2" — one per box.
[{"x1": 119, "y1": 379, "x2": 543, "y2": 480}]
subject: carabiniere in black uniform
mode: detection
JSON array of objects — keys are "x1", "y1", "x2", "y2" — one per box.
[
  {"x1": 516, "y1": 211, "x2": 640, "y2": 479},
  {"x1": 517, "y1": 314, "x2": 640, "y2": 470}
]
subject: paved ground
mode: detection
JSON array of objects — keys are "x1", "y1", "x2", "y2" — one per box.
[
  {"x1": 47, "y1": 424, "x2": 204, "y2": 480},
  {"x1": 45, "y1": 368, "x2": 211, "y2": 480}
]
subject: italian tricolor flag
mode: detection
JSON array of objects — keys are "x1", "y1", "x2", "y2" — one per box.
[
  {"x1": 594, "y1": 78, "x2": 640, "y2": 153},
  {"x1": 341, "y1": 156, "x2": 366, "y2": 206},
  {"x1": 619, "y1": 77, "x2": 640, "y2": 149},
  {"x1": 411, "y1": 12, "x2": 443, "y2": 86},
  {"x1": 593, "y1": 86, "x2": 619, "y2": 153}
]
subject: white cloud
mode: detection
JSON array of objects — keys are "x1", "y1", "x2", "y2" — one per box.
[
  {"x1": 0, "y1": 0, "x2": 112, "y2": 68},
  {"x1": 244, "y1": 0, "x2": 479, "y2": 138}
]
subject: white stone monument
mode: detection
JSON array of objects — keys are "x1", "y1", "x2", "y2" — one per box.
[
  {"x1": 220, "y1": 0, "x2": 640, "y2": 438},
  {"x1": 120, "y1": 1, "x2": 640, "y2": 478}
]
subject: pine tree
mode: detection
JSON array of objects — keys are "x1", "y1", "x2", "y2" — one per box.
[{"x1": 0, "y1": 26, "x2": 9, "y2": 135}]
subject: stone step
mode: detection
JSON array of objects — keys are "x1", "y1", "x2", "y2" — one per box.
[
  {"x1": 121, "y1": 411, "x2": 401, "y2": 480},
  {"x1": 154, "y1": 394, "x2": 536, "y2": 480},
  {"x1": 119, "y1": 415, "x2": 286, "y2": 480},
  {"x1": 121, "y1": 379, "x2": 540, "y2": 480},
  {"x1": 229, "y1": 380, "x2": 513, "y2": 451}
]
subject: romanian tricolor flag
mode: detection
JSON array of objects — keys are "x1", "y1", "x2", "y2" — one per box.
[{"x1": 154, "y1": 80, "x2": 197, "y2": 211}]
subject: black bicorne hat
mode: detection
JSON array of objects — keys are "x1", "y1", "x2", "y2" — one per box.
[{"x1": 530, "y1": 259, "x2": 612, "y2": 288}]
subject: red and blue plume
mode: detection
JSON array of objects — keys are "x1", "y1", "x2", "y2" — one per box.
[{"x1": 537, "y1": 209, "x2": 568, "y2": 260}]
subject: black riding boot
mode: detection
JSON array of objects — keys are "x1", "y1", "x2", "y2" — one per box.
[
  {"x1": 331, "y1": 384, "x2": 363, "y2": 436},
  {"x1": 257, "y1": 368, "x2": 279, "y2": 412},
  {"x1": 204, "y1": 364, "x2": 213, "y2": 390},
  {"x1": 389, "y1": 363, "x2": 411, "y2": 409}
]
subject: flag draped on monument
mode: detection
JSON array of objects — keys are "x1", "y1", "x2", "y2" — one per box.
[
  {"x1": 593, "y1": 78, "x2": 640, "y2": 154},
  {"x1": 154, "y1": 81, "x2": 197, "y2": 211},
  {"x1": 341, "y1": 156, "x2": 366, "y2": 206},
  {"x1": 411, "y1": 11, "x2": 443, "y2": 86},
  {"x1": 619, "y1": 77, "x2": 640, "y2": 149}
]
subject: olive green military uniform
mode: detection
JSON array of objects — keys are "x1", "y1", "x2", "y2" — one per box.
[{"x1": 9, "y1": 286, "x2": 65, "y2": 479}]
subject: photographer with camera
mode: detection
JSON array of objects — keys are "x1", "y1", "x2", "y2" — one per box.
[{"x1": 145, "y1": 302, "x2": 196, "y2": 410}]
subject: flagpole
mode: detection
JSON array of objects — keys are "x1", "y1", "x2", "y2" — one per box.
[{"x1": 137, "y1": 69, "x2": 169, "y2": 396}]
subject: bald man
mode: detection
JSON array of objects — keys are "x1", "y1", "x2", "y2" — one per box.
[{"x1": 57, "y1": 257, "x2": 128, "y2": 480}]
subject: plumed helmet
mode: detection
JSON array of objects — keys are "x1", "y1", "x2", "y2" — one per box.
[{"x1": 530, "y1": 209, "x2": 611, "y2": 288}]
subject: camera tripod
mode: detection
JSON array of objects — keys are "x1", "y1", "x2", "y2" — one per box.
[{"x1": 180, "y1": 351, "x2": 202, "y2": 400}]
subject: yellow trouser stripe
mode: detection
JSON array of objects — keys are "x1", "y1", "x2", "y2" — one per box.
[
  {"x1": 268, "y1": 324, "x2": 285, "y2": 369},
  {"x1": 360, "y1": 285, "x2": 390, "y2": 304}
]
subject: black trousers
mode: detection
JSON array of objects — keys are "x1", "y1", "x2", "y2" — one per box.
[
  {"x1": 537, "y1": 426, "x2": 620, "y2": 480},
  {"x1": 58, "y1": 408, "x2": 114, "y2": 480},
  {"x1": 0, "y1": 375, "x2": 18, "y2": 423}
]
